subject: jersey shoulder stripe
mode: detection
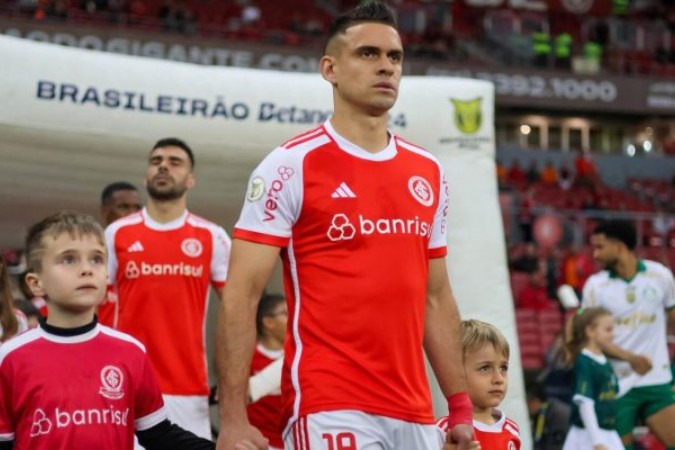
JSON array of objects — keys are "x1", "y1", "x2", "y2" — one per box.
[
  {"x1": 505, "y1": 418, "x2": 520, "y2": 430},
  {"x1": 99, "y1": 326, "x2": 147, "y2": 352},
  {"x1": 395, "y1": 136, "x2": 443, "y2": 167},
  {"x1": 282, "y1": 125, "x2": 324, "y2": 148},
  {"x1": 0, "y1": 328, "x2": 42, "y2": 365},
  {"x1": 186, "y1": 213, "x2": 227, "y2": 235},
  {"x1": 105, "y1": 211, "x2": 144, "y2": 237}
]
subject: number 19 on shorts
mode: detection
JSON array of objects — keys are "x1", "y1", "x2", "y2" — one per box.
[{"x1": 322, "y1": 432, "x2": 357, "y2": 450}]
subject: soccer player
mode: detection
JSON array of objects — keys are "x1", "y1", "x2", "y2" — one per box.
[
  {"x1": 582, "y1": 219, "x2": 675, "y2": 449},
  {"x1": 562, "y1": 307, "x2": 623, "y2": 450},
  {"x1": 102, "y1": 138, "x2": 231, "y2": 439},
  {"x1": 246, "y1": 293, "x2": 287, "y2": 450},
  {"x1": 437, "y1": 320, "x2": 520, "y2": 449},
  {"x1": 100, "y1": 181, "x2": 142, "y2": 226},
  {"x1": 215, "y1": 2, "x2": 473, "y2": 450},
  {"x1": 0, "y1": 211, "x2": 215, "y2": 450}
]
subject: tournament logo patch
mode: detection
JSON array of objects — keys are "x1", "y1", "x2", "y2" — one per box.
[
  {"x1": 181, "y1": 238, "x2": 203, "y2": 258},
  {"x1": 408, "y1": 176, "x2": 434, "y2": 207},
  {"x1": 247, "y1": 176, "x2": 265, "y2": 202},
  {"x1": 450, "y1": 97, "x2": 482, "y2": 135},
  {"x1": 99, "y1": 365, "x2": 125, "y2": 400}
]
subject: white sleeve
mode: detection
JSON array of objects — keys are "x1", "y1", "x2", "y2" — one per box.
[
  {"x1": 104, "y1": 225, "x2": 118, "y2": 286},
  {"x1": 581, "y1": 276, "x2": 596, "y2": 308},
  {"x1": 576, "y1": 398, "x2": 603, "y2": 445},
  {"x1": 428, "y1": 166, "x2": 449, "y2": 251},
  {"x1": 661, "y1": 267, "x2": 675, "y2": 310},
  {"x1": 235, "y1": 146, "x2": 304, "y2": 243},
  {"x1": 210, "y1": 226, "x2": 231, "y2": 284},
  {"x1": 248, "y1": 357, "x2": 283, "y2": 402}
]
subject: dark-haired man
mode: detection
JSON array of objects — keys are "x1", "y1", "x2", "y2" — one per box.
[
  {"x1": 100, "y1": 181, "x2": 142, "y2": 226},
  {"x1": 582, "y1": 219, "x2": 675, "y2": 448},
  {"x1": 216, "y1": 2, "x2": 472, "y2": 450},
  {"x1": 103, "y1": 138, "x2": 231, "y2": 440}
]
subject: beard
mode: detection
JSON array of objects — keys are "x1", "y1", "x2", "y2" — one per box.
[
  {"x1": 601, "y1": 257, "x2": 619, "y2": 272},
  {"x1": 147, "y1": 180, "x2": 187, "y2": 201}
]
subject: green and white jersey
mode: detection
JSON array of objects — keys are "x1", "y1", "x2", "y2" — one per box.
[
  {"x1": 570, "y1": 349, "x2": 619, "y2": 430},
  {"x1": 582, "y1": 260, "x2": 675, "y2": 395}
]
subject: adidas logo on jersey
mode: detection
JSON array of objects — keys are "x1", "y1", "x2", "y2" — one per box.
[
  {"x1": 331, "y1": 182, "x2": 356, "y2": 199},
  {"x1": 127, "y1": 241, "x2": 144, "y2": 252}
]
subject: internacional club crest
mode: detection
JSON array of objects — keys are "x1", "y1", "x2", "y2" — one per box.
[
  {"x1": 181, "y1": 238, "x2": 203, "y2": 258},
  {"x1": 99, "y1": 365, "x2": 125, "y2": 400},
  {"x1": 408, "y1": 176, "x2": 434, "y2": 207}
]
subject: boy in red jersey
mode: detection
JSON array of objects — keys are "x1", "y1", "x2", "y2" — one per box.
[
  {"x1": 246, "y1": 293, "x2": 287, "y2": 450},
  {"x1": 216, "y1": 2, "x2": 473, "y2": 450},
  {"x1": 0, "y1": 211, "x2": 217, "y2": 450},
  {"x1": 438, "y1": 320, "x2": 521, "y2": 449}
]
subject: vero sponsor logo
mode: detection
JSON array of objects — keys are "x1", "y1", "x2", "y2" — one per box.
[
  {"x1": 263, "y1": 166, "x2": 294, "y2": 222},
  {"x1": 327, "y1": 213, "x2": 432, "y2": 241}
]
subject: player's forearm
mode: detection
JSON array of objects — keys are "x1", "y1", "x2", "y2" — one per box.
[
  {"x1": 599, "y1": 339, "x2": 632, "y2": 361},
  {"x1": 216, "y1": 287, "x2": 259, "y2": 421},
  {"x1": 424, "y1": 289, "x2": 467, "y2": 396}
]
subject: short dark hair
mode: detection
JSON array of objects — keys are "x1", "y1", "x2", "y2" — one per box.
[
  {"x1": 324, "y1": 1, "x2": 397, "y2": 54},
  {"x1": 593, "y1": 219, "x2": 637, "y2": 250},
  {"x1": 25, "y1": 211, "x2": 105, "y2": 273},
  {"x1": 152, "y1": 137, "x2": 195, "y2": 168},
  {"x1": 255, "y1": 293, "x2": 286, "y2": 337},
  {"x1": 100, "y1": 181, "x2": 138, "y2": 205}
]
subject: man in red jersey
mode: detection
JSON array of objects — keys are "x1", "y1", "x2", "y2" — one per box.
[
  {"x1": 216, "y1": 2, "x2": 473, "y2": 450},
  {"x1": 102, "y1": 138, "x2": 231, "y2": 440}
]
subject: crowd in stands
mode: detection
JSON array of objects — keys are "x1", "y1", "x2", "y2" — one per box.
[
  {"x1": 499, "y1": 152, "x2": 675, "y2": 336},
  {"x1": 2, "y1": 0, "x2": 674, "y2": 76}
]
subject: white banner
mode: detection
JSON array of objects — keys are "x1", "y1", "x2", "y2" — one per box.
[{"x1": 0, "y1": 35, "x2": 529, "y2": 447}]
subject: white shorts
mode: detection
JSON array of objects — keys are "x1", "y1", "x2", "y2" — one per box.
[
  {"x1": 283, "y1": 410, "x2": 438, "y2": 450},
  {"x1": 563, "y1": 425, "x2": 624, "y2": 450},
  {"x1": 134, "y1": 394, "x2": 212, "y2": 449},
  {"x1": 162, "y1": 394, "x2": 211, "y2": 439}
]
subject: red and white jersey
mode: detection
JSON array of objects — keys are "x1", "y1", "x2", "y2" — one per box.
[
  {"x1": 437, "y1": 409, "x2": 521, "y2": 450},
  {"x1": 235, "y1": 121, "x2": 450, "y2": 429},
  {"x1": 247, "y1": 344, "x2": 284, "y2": 449},
  {"x1": 102, "y1": 208, "x2": 231, "y2": 396},
  {"x1": 0, "y1": 324, "x2": 166, "y2": 450}
]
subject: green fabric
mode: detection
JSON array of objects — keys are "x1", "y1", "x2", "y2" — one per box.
[
  {"x1": 554, "y1": 33, "x2": 572, "y2": 58},
  {"x1": 584, "y1": 41, "x2": 603, "y2": 62},
  {"x1": 532, "y1": 31, "x2": 551, "y2": 55},
  {"x1": 615, "y1": 384, "x2": 675, "y2": 437},
  {"x1": 570, "y1": 353, "x2": 619, "y2": 430}
]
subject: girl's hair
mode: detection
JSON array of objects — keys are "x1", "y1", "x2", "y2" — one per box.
[
  {"x1": 565, "y1": 306, "x2": 612, "y2": 363},
  {"x1": 461, "y1": 319, "x2": 510, "y2": 360},
  {"x1": 0, "y1": 254, "x2": 19, "y2": 342}
]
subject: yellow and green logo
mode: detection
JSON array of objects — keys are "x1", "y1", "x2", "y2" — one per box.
[{"x1": 451, "y1": 97, "x2": 482, "y2": 135}]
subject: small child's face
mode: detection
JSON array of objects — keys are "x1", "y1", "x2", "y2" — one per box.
[
  {"x1": 465, "y1": 343, "x2": 509, "y2": 411},
  {"x1": 27, "y1": 233, "x2": 107, "y2": 314},
  {"x1": 588, "y1": 314, "x2": 614, "y2": 348}
]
